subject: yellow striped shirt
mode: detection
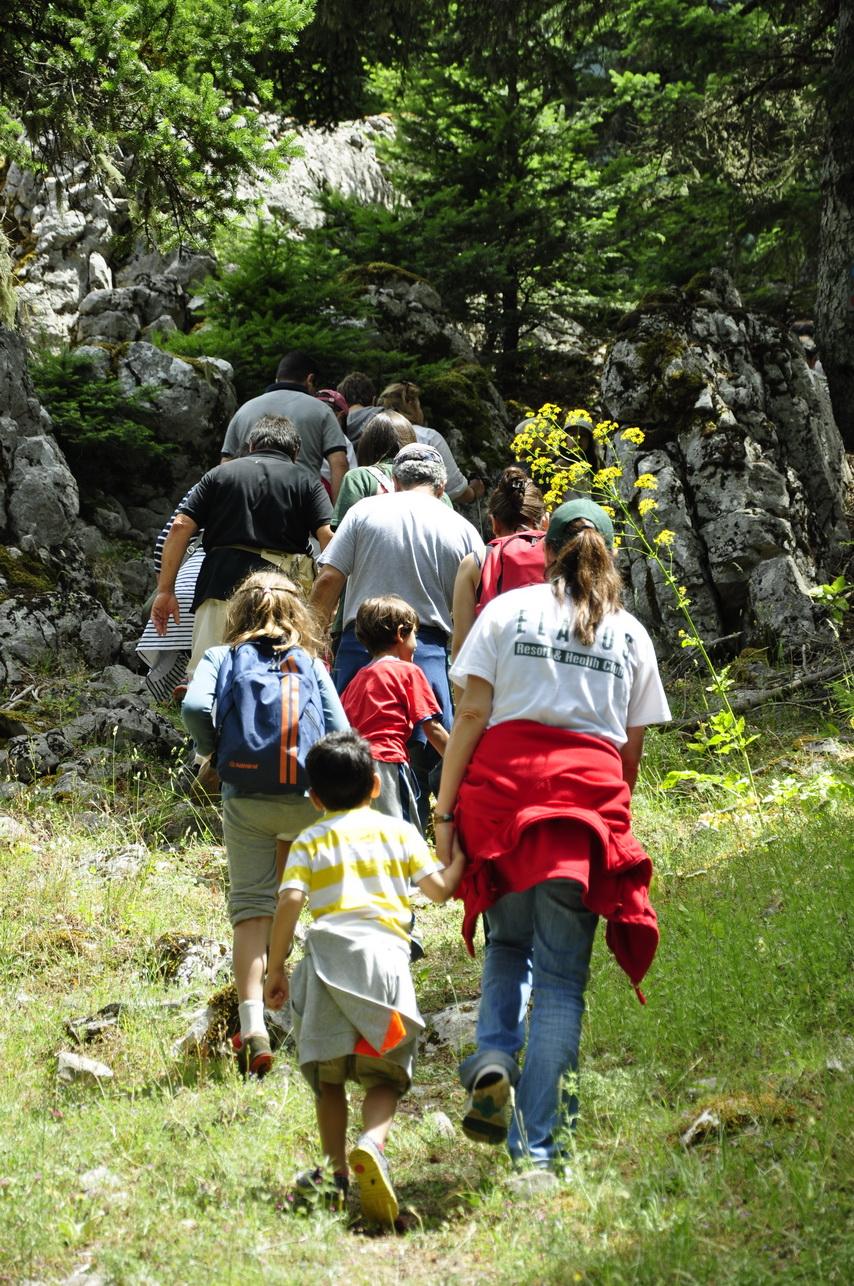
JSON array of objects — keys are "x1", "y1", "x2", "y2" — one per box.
[{"x1": 280, "y1": 806, "x2": 440, "y2": 939}]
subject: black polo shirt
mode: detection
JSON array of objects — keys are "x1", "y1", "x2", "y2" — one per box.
[{"x1": 180, "y1": 449, "x2": 332, "y2": 608}]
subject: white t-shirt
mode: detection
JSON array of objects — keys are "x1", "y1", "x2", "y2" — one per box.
[{"x1": 449, "y1": 582, "x2": 671, "y2": 747}]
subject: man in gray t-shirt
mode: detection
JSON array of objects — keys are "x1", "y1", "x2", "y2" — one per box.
[
  {"x1": 312, "y1": 442, "x2": 484, "y2": 825},
  {"x1": 221, "y1": 350, "x2": 349, "y2": 500},
  {"x1": 311, "y1": 443, "x2": 484, "y2": 699}
]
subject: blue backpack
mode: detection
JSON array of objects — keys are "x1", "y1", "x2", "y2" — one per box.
[{"x1": 214, "y1": 641, "x2": 324, "y2": 793}]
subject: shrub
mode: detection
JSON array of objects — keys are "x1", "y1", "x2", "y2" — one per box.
[
  {"x1": 165, "y1": 220, "x2": 419, "y2": 402},
  {"x1": 31, "y1": 349, "x2": 172, "y2": 496}
]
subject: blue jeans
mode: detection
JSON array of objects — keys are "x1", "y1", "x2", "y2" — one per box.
[{"x1": 459, "y1": 879, "x2": 598, "y2": 1167}]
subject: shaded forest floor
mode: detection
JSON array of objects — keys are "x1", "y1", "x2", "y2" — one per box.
[{"x1": 1, "y1": 665, "x2": 852, "y2": 1284}]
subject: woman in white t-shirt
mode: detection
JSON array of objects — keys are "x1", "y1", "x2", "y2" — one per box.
[{"x1": 434, "y1": 498, "x2": 670, "y2": 1174}]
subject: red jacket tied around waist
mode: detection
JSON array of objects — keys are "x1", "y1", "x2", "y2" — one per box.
[{"x1": 455, "y1": 721, "x2": 659, "y2": 996}]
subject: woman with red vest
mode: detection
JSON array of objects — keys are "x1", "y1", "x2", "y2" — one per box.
[
  {"x1": 434, "y1": 498, "x2": 670, "y2": 1177},
  {"x1": 450, "y1": 467, "x2": 547, "y2": 669}
]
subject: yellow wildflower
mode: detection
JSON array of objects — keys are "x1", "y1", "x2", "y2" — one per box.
[
  {"x1": 620, "y1": 426, "x2": 645, "y2": 445},
  {"x1": 600, "y1": 505, "x2": 616, "y2": 518},
  {"x1": 638, "y1": 497, "x2": 658, "y2": 515},
  {"x1": 593, "y1": 465, "x2": 623, "y2": 487},
  {"x1": 593, "y1": 419, "x2": 618, "y2": 442},
  {"x1": 634, "y1": 473, "x2": 658, "y2": 490},
  {"x1": 654, "y1": 529, "x2": 676, "y2": 548},
  {"x1": 567, "y1": 460, "x2": 592, "y2": 483}
]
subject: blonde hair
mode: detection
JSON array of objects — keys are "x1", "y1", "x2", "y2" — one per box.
[
  {"x1": 223, "y1": 570, "x2": 324, "y2": 655},
  {"x1": 548, "y1": 524, "x2": 623, "y2": 647},
  {"x1": 379, "y1": 380, "x2": 422, "y2": 422}
]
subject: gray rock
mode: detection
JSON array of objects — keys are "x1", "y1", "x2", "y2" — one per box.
[
  {"x1": 79, "y1": 1166, "x2": 125, "y2": 1199},
  {"x1": 748, "y1": 555, "x2": 817, "y2": 639},
  {"x1": 422, "y1": 1001, "x2": 479, "y2": 1051},
  {"x1": 87, "y1": 664, "x2": 148, "y2": 698},
  {"x1": 6, "y1": 432, "x2": 79, "y2": 545},
  {"x1": 0, "y1": 814, "x2": 31, "y2": 843},
  {"x1": 503, "y1": 1169, "x2": 560, "y2": 1197},
  {"x1": 423, "y1": 1110, "x2": 456, "y2": 1139},
  {"x1": 87, "y1": 253, "x2": 113, "y2": 293},
  {"x1": 56, "y1": 1051, "x2": 114, "y2": 1085},
  {"x1": 601, "y1": 274, "x2": 851, "y2": 648},
  {"x1": 86, "y1": 842, "x2": 149, "y2": 880}
]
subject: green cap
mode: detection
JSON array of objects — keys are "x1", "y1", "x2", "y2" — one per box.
[{"x1": 546, "y1": 498, "x2": 615, "y2": 550}]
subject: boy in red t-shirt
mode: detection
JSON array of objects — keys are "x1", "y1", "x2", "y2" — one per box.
[{"x1": 341, "y1": 596, "x2": 449, "y2": 830}]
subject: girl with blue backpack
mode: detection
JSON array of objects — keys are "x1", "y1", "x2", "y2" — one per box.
[{"x1": 182, "y1": 570, "x2": 347, "y2": 1077}]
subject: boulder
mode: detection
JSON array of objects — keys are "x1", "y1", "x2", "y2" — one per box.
[
  {"x1": 0, "y1": 328, "x2": 80, "y2": 546},
  {"x1": 602, "y1": 271, "x2": 851, "y2": 647},
  {"x1": 0, "y1": 590, "x2": 122, "y2": 686},
  {"x1": 115, "y1": 342, "x2": 236, "y2": 487}
]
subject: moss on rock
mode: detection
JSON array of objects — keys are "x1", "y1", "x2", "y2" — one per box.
[{"x1": 0, "y1": 546, "x2": 58, "y2": 599}]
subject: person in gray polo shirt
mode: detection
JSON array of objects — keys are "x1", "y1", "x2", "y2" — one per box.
[
  {"x1": 221, "y1": 350, "x2": 349, "y2": 500},
  {"x1": 311, "y1": 442, "x2": 484, "y2": 823}
]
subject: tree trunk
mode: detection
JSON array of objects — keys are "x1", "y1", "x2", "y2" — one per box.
[{"x1": 815, "y1": 0, "x2": 854, "y2": 450}]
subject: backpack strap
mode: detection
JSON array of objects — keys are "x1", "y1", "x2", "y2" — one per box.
[{"x1": 364, "y1": 465, "x2": 394, "y2": 494}]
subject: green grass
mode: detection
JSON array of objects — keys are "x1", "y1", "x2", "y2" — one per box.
[{"x1": 1, "y1": 707, "x2": 853, "y2": 1283}]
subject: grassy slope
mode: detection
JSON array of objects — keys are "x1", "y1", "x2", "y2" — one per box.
[{"x1": 0, "y1": 696, "x2": 852, "y2": 1284}]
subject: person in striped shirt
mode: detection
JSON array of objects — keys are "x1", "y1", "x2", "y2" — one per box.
[{"x1": 264, "y1": 730, "x2": 464, "y2": 1226}]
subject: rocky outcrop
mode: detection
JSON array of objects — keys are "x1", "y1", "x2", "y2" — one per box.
[
  {"x1": 2, "y1": 118, "x2": 396, "y2": 346},
  {"x1": 0, "y1": 327, "x2": 79, "y2": 546},
  {"x1": 602, "y1": 271, "x2": 851, "y2": 647}
]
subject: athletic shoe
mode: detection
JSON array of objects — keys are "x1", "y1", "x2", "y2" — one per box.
[
  {"x1": 349, "y1": 1134, "x2": 399, "y2": 1226},
  {"x1": 462, "y1": 1064, "x2": 513, "y2": 1144},
  {"x1": 293, "y1": 1166, "x2": 349, "y2": 1212},
  {"x1": 232, "y1": 1031, "x2": 273, "y2": 1079}
]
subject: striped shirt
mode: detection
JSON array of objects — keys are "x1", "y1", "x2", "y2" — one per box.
[{"x1": 280, "y1": 807, "x2": 441, "y2": 940}]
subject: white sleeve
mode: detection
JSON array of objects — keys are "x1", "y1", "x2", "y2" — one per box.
[
  {"x1": 626, "y1": 628, "x2": 671, "y2": 727},
  {"x1": 316, "y1": 505, "x2": 358, "y2": 575},
  {"x1": 448, "y1": 601, "x2": 499, "y2": 688}
]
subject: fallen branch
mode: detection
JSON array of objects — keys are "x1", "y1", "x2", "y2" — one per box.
[{"x1": 671, "y1": 661, "x2": 848, "y2": 730}]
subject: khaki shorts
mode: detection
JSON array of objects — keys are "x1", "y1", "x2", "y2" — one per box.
[
  {"x1": 222, "y1": 792, "x2": 317, "y2": 926},
  {"x1": 309, "y1": 1053, "x2": 411, "y2": 1095}
]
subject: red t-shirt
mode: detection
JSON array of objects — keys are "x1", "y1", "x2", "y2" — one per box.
[{"x1": 342, "y1": 658, "x2": 440, "y2": 762}]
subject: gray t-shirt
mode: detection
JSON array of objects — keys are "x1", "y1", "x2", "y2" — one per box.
[
  {"x1": 318, "y1": 490, "x2": 485, "y2": 634},
  {"x1": 221, "y1": 386, "x2": 348, "y2": 476}
]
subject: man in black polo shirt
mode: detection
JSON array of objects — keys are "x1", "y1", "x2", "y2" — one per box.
[{"x1": 151, "y1": 417, "x2": 333, "y2": 677}]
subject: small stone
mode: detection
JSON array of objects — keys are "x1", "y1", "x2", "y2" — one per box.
[
  {"x1": 503, "y1": 1169, "x2": 560, "y2": 1197},
  {"x1": 56, "y1": 1051, "x2": 114, "y2": 1085},
  {"x1": 79, "y1": 1166, "x2": 123, "y2": 1196},
  {"x1": 422, "y1": 1001, "x2": 479, "y2": 1051},
  {"x1": 0, "y1": 815, "x2": 31, "y2": 843},
  {"x1": 172, "y1": 1006, "x2": 215, "y2": 1057},
  {"x1": 680, "y1": 1108, "x2": 721, "y2": 1148},
  {"x1": 65, "y1": 1003, "x2": 123, "y2": 1045},
  {"x1": 424, "y1": 1110, "x2": 456, "y2": 1139}
]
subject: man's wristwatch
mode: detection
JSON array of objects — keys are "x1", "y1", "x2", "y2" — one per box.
[{"x1": 433, "y1": 812, "x2": 455, "y2": 824}]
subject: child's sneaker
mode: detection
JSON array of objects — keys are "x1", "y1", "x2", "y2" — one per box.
[
  {"x1": 349, "y1": 1134, "x2": 399, "y2": 1227},
  {"x1": 293, "y1": 1166, "x2": 349, "y2": 1212},
  {"x1": 462, "y1": 1064, "x2": 513, "y2": 1144},
  {"x1": 232, "y1": 1031, "x2": 273, "y2": 1079}
]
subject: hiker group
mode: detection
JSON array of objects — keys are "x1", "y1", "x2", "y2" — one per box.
[{"x1": 143, "y1": 350, "x2": 671, "y2": 1227}]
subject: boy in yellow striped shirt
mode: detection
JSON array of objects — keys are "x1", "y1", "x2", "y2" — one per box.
[{"x1": 264, "y1": 730, "x2": 464, "y2": 1227}]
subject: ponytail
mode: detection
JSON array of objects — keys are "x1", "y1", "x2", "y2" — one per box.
[
  {"x1": 548, "y1": 522, "x2": 622, "y2": 646},
  {"x1": 489, "y1": 466, "x2": 545, "y2": 531}
]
